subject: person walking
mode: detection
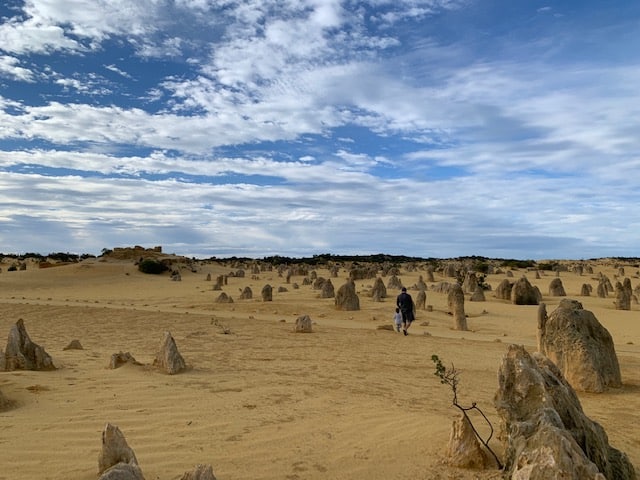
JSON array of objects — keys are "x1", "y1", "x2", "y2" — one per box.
[
  {"x1": 396, "y1": 287, "x2": 415, "y2": 336},
  {"x1": 393, "y1": 307, "x2": 403, "y2": 332}
]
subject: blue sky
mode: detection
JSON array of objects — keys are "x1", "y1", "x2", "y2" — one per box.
[{"x1": 1, "y1": 0, "x2": 639, "y2": 259}]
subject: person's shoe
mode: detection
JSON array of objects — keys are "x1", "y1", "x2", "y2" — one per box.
[
  {"x1": 403, "y1": 329, "x2": 408, "y2": 336},
  {"x1": 396, "y1": 326, "x2": 401, "y2": 332}
]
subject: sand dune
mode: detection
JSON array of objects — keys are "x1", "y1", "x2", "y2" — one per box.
[{"x1": 0, "y1": 257, "x2": 638, "y2": 479}]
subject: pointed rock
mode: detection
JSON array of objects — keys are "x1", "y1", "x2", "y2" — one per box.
[
  {"x1": 446, "y1": 414, "x2": 495, "y2": 469},
  {"x1": 109, "y1": 352, "x2": 142, "y2": 369},
  {"x1": 98, "y1": 423, "x2": 143, "y2": 478},
  {"x1": 180, "y1": 464, "x2": 217, "y2": 480},
  {"x1": 4, "y1": 319, "x2": 56, "y2": 371},
  {"x1": 548, "y1": 277, "x2": 567, "y2": 296},
  {"x1": 63, "y1": 339, "x2": 84, "y2": 350},
  {"x1": 153, "y1": 331, "x2": 186, "y2": 375}
]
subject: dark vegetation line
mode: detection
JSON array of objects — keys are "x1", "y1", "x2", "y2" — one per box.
[{"x1": 2, "y1": 250, "x2": 639, "y2": 270}]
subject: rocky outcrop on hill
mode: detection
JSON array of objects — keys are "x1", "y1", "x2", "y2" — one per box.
[
  {"x1": 537, "y1": 299, "x2": 621, "y2": 393},
  {"x1": 495, "y1": 344, "x2": 636, "y2": 480}
]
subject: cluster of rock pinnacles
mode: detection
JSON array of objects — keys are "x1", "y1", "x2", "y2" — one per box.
[
  {"x1": 2, "y1": 263, "x2": 638, "y2": 479},
  {"x1": 446, "y1": 297, "x2": 636, "y2": 479},
  {"x1": 98, "y1": 423, "x2": 216, "y2": 479},
  {"x1": 205, "y1": 265, "x2": 637, "y2": 479},
  {"x1": 0, "y1": 319, "x2": 217, "y2": 478}
]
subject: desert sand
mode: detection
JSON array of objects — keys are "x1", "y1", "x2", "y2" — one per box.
[{"x1": 0, "y1": 255, "x2": 638, "y2": 479}]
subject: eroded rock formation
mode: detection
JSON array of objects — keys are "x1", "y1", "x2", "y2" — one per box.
[
  {"x1": 537, "y1": 299, "x2": 621, "y2": 393},
  {"x1": 109, "y1": 352, "x2": 142, "y2": 369},
  {"x1": 495, "y1": 345, "x2": 635, "y2": 480},
  {"x1": 494, "y1": 279, "x2": 513, "y2": 301},
  {"x1": 153, "y1": 331, "x2": 186, "y2": 375},
  {"x1": 446, "y1": 414, "x2": 495, "y2": 469},
  {"x1": 447, "y1": 283, "x2": 467, "y2": 331},
  {"x1": 261, "y1": 284, "x2": 273, "y2": 302},
  {"x1": 335, "y1": 279, "x2": 360, "y2": 311},
  {"x1": 320, "y1": 278, "x2": 335, "y2": 298},
  {"x1": 370, "y1": 277, "x2": 387, "y2": 301},
  {"x1": 511, "y1": 276, "x2": 540, "y2": 305},
  {"x1": 294, "y1": 314, "x2": 313, "y2": 333},
  {"x1": 239, "y1": 286, "x2": 252, "y2": 300},
  {"x1": 4, "y1": 319, "x2": 56, "y2": 371},
  {"x1": 415, "y1": 289, "x2": 426, "y2": 309},
  {"x1": 98, "y1": 423, "x2": 144, "y2": 480},
  {"x1": 548, "y1": 278, "x2": 567, "y2": 296},
  {"x1": 180, "y1": 464, "x2": 217, "y2": 480}
]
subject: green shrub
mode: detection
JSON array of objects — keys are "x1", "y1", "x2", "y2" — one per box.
[
  {"x1": 500, "y1": 259, "x2": 536, "y2": 269},
  {"x1": 138, "y1": 259, "x2": 168, "y2": 274},
  {"x1": 473, "y1": 261, "x2": 490, "y2": 274},
  {"x1": 537, "y1": 262, "x2": 558, "y2": 271}
]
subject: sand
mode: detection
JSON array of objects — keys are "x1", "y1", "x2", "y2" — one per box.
[{"x1": 0, "y1": 258, "x2": 638, "y2": 479}]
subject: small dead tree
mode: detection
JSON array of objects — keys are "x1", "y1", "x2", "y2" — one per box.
[{"x1": 431, "y1": 354, "x2": 502, "y2": 469}]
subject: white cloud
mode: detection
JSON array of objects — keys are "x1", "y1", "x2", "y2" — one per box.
[
  {"x1": 0, "y1": 0, "x2": 163, "y2": 54},
  {"x1": 0, "y1": 55, "x2": 35, "y2": 81},
  {"x1": 1, "y1": 155, "x2": 637, "y2": 259},
  {"x1": 104, "y1": 64, "x2": 133, "y2": 79}
]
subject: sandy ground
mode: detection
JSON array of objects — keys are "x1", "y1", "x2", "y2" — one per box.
[{"x1": 0, "y1": 258, "x2": 638, "y2": 480}]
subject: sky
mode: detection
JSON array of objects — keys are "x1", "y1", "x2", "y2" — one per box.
[{"x1": 1, "y1": 0, "x2": 639, "y2": 260}]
